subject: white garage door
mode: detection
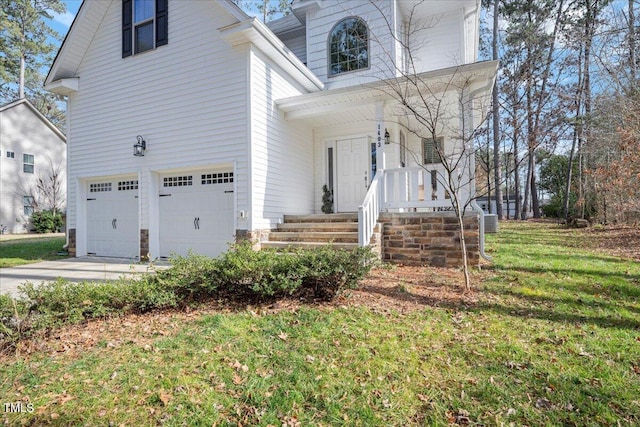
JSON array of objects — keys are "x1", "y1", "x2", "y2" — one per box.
[
  {"x1": 86, "y1": 179, "x2": 139, "y2": 258},
  {"x1": 159, "y1": 171, "x2": 234, "y2": 259}
]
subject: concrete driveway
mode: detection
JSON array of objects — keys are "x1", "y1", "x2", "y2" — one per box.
[{"x1": 0, "y1": 257, "x2": 166, "y2": 298}]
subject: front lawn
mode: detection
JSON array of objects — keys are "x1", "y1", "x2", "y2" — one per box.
[
  {"x1": 0, "y1": 236, "x2": 67, "y2": 268},
  {"x1": 1, "y1": 222, "x2": 638, "y2": 426}
]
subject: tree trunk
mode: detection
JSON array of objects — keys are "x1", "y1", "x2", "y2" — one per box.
[
  {"x1": 19, "y1": 55, "x2": 25, "y2": 99},
  {"x1": 492, "y1": 0, "x2": 504, "y2": 219},
  {"x1": 564, "y1": 42, "x2": 583, "y2": 222}
]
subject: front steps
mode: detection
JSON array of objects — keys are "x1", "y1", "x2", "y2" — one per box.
[{"x1": 261, "y1": 213, "x2": 360, "y2": 250}]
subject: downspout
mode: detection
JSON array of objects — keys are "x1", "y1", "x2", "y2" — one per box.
[
  {"x1": 471, "y1": 200, "x2": 492, "y2": 262},
  {"x1": 466, "y1": 71, "x2": 498, "y2": 263},
  {"x1": 63, "y1": 95, "x2": 70, "y2": 250}
]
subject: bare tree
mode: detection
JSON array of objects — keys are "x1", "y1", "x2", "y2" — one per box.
[
  {"x1": 17, "y1": 158, "x2": 65, "y2": 217},
  {"x1": 367, "y1": 2, "x2": 495, "y2": 291}
]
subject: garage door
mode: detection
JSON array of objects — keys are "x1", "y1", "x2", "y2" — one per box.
[
  {"x1": 159, "y1": 171, "x2": 234, "y2": 259},
  {"x1": 87, "y1": 179, "x2": 139, "y2": 257}
]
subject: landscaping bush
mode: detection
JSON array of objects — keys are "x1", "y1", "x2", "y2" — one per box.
[
  {"x1": 0, "y1": 244, "x2": 377, "y2": 350},
  {"x1": 31, "y1": 210, "x2": 64, "y2": 233},
  {"x1": 215, "y1": 243, "x2": 305, "y2": 298},
  {"x1": 0, "y1": 293, "x2": 30, "y2": 349},
  {"x1": 299, "y1": 245, "x2": 379, "y2": 298}
]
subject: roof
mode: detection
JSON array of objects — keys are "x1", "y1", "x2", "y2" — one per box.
[
  {"x1": 45, "y1": 0, "x2": 321, "y2": 93},
  {"x1": 266, "y1": 13, "x2": 305, "y2": 41},
  {"x1": 277, "y1": 61, "x2": 499, "y2": 122},
  {"x1": 0, "y1": 98, "x2": 67, "y2": 142},
  {"x1": 45, "y1": 0, "x2": 249, "y2": 87}
]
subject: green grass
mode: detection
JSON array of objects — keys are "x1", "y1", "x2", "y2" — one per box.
[
  {"x1": 0, "y1": 236, "x2": 68, "y2": 268},
  {"x1": 1, "y1": 222, "x2": 639, "y2": 426}
]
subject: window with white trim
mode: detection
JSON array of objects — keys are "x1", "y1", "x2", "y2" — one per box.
[
  {"x1": 422, "y1": 137, "x2": 443, "y2": 165},
  {"x1": 23, "y1": 154, "x2": 34, "y2": 173},
  {"x1": 6, "y1": 151, "x2": 15, "y2": 159},
  {"x1": 23, "y1": 196, "x2": 34, "y2": 215},
  {"x1": 328, "y1": 17, "x2": 369, "y2": 76}
]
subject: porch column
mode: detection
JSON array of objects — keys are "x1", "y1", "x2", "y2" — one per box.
[{"x1": 375, "y1": 101, "x2": 386, "y2": 172}]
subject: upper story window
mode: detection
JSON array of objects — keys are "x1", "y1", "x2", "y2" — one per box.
[
  {"x1": 328, "y1": 17, "x2": 369, "y2": 76},
  {"x1": 122, "y1": 0, "x2": 168, "y2": 57},
  {"x1": 23, "y1": 154, "x2": 34, "y2": 173},
  {"x1": 6, "y1": 151, "x2": 15, "y2": 159}
]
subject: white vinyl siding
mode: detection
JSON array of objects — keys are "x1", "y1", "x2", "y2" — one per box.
[
  {"x1": 405, "y1": 9, "x2": 464, "y2": 73},
  {"x1": 249, "y1": 47, "x2": 314, "y2": 230},
  {"x1": 66, "y1": 1, "x2": 249, "y2": 233},
  {"x1": 306, "y1": 1, "x2": 393, "y2": 89}
]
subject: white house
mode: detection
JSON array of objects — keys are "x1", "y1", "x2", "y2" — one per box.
[
  {"x1": 45, "y1": 0, "x2": 497, "y2": 265},
  {"x1": 0, "y1": 98, "x2": 67, "y2": 234}
]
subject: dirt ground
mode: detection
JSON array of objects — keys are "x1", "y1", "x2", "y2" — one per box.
[
  {"x1": 584, "y1": 226, "x2": 640, "y2": 262},
  {"x1": 5, "y1": 225, "x2": 639, "y2": 359}
]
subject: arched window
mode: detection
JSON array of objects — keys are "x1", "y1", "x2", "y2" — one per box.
[{"x1": 328, "y1": 17, "x2": 369, "y2": 76}]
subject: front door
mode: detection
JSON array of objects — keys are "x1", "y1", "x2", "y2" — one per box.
[{"x1": 336, "y1": 137, "x2": 370, "y2": 212}]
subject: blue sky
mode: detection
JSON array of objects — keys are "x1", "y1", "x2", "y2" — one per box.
[
  {"x1": 48, "y1": 0, "x2": 82, "y2": 36},
  {"x1": 47, "y1": 1, "x2": 280, "y2": 39}
]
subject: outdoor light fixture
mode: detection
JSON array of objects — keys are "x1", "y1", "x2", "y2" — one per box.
[
  {"x1": 384, "y1": 129, "x2": 390, "y2": 144},
  {"x1": 133, "y1": 135, "x2": 146, "y2": 157}
]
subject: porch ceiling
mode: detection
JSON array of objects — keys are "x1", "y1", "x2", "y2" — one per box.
[{"x1": 276, "y1": 61, "x2": 499, "y2": 124}]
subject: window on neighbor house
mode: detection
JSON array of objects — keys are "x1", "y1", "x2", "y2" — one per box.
[
  {"x1": 122, "y1": 0, "x2": 168, "y2": 57},
  {"x1": 23, "y1": 154, "x2": 34, "y2": 173},
  {"x1": 6, "y1": 151, "x2": 15, "y2": 158},
  {"x1": 328, "y1": 17, "x2": 369, "y2": 76},
  {"x1": 23, "y1": 196, "x2": 34, "y2": 216},
  {"x1": 422, "y1": 137, "x2": 443, "y2": 164}
]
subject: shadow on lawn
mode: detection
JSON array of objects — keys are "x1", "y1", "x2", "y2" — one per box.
[{"x1": 360, "y1": 283, "x2": 640, "y2": 330}]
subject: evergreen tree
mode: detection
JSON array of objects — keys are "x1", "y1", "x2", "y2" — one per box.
[{"x1": 0, "y1": 0, "x2": 66, "y2": 128}]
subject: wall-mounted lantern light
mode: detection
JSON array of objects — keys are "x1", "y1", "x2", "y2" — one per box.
[
  {"x1": 384, "y1": 129, "x2": 390, "y2": 145},
  {"x1": 133, "y1": 135, "x2": 146, "y2": 157}
]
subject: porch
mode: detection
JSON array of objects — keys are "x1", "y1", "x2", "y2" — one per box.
[{"x1": 263, "y1": 165, "x2": 482, "y2": 268}]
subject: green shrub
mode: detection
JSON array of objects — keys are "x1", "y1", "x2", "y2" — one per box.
[
  {"x1": 154, "y1": 252, "x2": 220, "y2": 301},
  {"x1": 31, "y1": 210, "x2": 64, "y2": 233},
  {"x1": 1, "y1": 244, "x2": 377, "y2": 349},
  {"x1": 215, "y1": 243, "x2": 305, "y2": 298},
  {"x1": 0, "y1": 294, "x2": 31, "y2": 349},
  {"x1": 298, "y1": 246, "x2": 378, "y2": 297}
]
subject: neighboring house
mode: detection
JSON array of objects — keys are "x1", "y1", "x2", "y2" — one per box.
[
  {"x1": 0, "y1": 98, "x2": 67, "y2": 234},
  {"x1": 45, "y1": 0, "x2": 497, "y2": 265}
]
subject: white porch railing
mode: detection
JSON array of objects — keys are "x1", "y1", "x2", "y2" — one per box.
[
  {"x1": 357, "y1": 166, "x2": 471, "y2": 247},
  {"x1": 357, "y1": 170, "x2": 384, "y2": 246},
  {"x1": 383, "y1": 166, "x2": 461, "y2": 210}
]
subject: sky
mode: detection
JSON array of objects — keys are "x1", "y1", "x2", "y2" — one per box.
[
  {"x1": 48, "y1": 0, "x2": 82, "y2": 36},
  {"x1": 47, "y1": 0, "x2": 281, "y2": 39}
]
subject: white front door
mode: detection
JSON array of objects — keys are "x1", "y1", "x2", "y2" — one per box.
[
  {"x1": 336, "y1": 137, "x2": 371, "y2": 212},
  {"x1": 86, "y1": 179, "x2": 139, "y2": 258},
  {"x1": 159, "y1": 171, "x2": 235, "y2": 259}
]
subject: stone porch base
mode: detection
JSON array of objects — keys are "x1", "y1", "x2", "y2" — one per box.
[{"x1": 378, "y1": 212, "x2": 479, "y2": 267}]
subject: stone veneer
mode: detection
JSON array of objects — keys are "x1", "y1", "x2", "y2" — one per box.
[
  {"x1": 140, "y1": 229, "x2": 149, "y2": 260},
  {"x1": 235, "y1": 229, "x2": 270, "y2": 250},
  {"x1": 378, "y1": 212, "x2": 479, "y2": 267},
  {"x1": 67, "y1": 228, "x2": 76, "y2": 257}
]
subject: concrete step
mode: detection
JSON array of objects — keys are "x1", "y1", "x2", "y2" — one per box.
[
  {"x1": 268, "y1": 231, "x2": 358, "y2": 243},
  {"x1": 261, "y1": 241, "x2": 359, "y2": 250},
  {"x1": 276, "y1": 222, "x2": 359, "y2": 232},
  {"x1": 283, "y1": 213, "x2": 358, "y2": 223}
]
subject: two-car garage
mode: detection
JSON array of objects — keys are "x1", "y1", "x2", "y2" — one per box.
[{"x1": 85, "y1": 169, "x2": 235, "y2": 260}]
